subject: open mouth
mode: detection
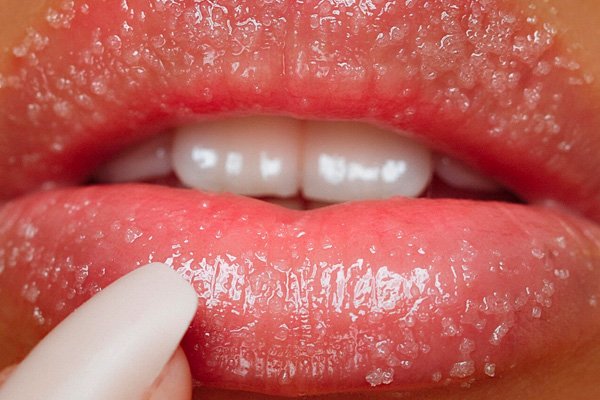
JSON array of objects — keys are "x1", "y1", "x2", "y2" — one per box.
[
  {"x1": 1, "y1": 0, "x2": 600, "y2": 399},
  {"x1": 91, "y1": 116, "x2": 519, "y2": 208}
]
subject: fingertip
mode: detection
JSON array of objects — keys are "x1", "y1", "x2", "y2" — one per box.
[{"x1": 146, "y1": 347, "x2": 193, "y2": 400}]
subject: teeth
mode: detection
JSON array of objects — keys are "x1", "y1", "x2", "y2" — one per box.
[
  {"x1": 94, "y1": 135, "x2": 172, "y2": 183},
  {"x1": 172, "y1": 117, "x2": 301, "y2": 197},
  {"x1": 434, "y1": 156, "x2": 502, "y2": 193},
  {"x1": 172, "y1": 117, "x2": 433, "y2": 202},
  {"x1": 98, "y1": 116, "x2": 501, "y2": 204},
  {"x1": 302, "y1": 121, "x2": 433, "y2": 202}
]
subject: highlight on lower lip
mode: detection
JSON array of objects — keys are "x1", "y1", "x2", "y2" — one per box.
[{"x1": 0, "y1": 185, "x2": 598, "y2": 396}]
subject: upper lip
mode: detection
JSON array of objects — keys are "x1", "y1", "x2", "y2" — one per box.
[
  {"x1": 0, "y1": 0, "x2": 599, "y2": 221},
  {"x1": 1, "y1": 1, "x2": 600, "y2": 398}
]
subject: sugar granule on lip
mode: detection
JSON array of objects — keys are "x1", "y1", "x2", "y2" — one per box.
[
  {"x1": 449, "y1": 360, "x2": 475, "y2": 379},
  {"x1": 366, "y1": 367, "x2": 395, "y2": 387},
  {"x1": 484, "y1": 362, "x2": 496, "y2": 377}
]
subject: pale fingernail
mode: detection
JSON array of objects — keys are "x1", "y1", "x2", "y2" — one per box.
[{"x1": 0, "y1": 263, "x2": 198, "y2": 400}]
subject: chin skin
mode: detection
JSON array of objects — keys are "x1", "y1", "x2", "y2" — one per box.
[{"x1": 1, "y1": 0, "x2": 600, "y2": 399}]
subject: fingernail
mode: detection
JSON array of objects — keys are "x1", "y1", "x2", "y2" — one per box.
[{"x1": 0, "y1": 263, "x2": 198, "y2": 400}]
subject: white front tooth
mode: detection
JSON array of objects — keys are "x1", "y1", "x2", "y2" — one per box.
[
  {"x1": 172, "y1": 116, "x2": 301, "y2": 197},
  {"x1": 435, "y1": 155, "x2": 503, "y2": 192},
  {"x1": 94, "y1": 135, "x2": 172, "y2": 183},
  {"x1": 302, "y1": 121, "x2": 433, "y2": 202}
]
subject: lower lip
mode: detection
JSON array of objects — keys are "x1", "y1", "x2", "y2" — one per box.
[{"x1": 1, "y1": 184, "x2": 599, "y2": 396}]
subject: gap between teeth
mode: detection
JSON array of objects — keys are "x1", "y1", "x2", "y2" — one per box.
[{"x1": 94, "y1": 116, "x2": 502, "y2": 203}]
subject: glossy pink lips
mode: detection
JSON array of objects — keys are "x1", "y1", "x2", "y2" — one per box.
[
  {"x1": 1, "y1": 185, "x2": 600, "y2": 396},
  {"x1": 1, "y1": 0, "x2": 600, "y2": 219},
  {"x1": 1, "y1": 0, "x2": 600, "y2": 397}
]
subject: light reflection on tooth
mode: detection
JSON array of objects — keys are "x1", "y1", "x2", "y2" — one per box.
[
  {"x1": 435, "y1": 155, "x2": 502, "y2": 193},
  {"x1": 172, "y1": 116, "x2": 301, "y2": 197},
  {"x1": 94, "y1": 134, "x2": 172, "y2": 183},
  {"x1": 302, "y1": 121, "x2": 433, "y2": 203}
]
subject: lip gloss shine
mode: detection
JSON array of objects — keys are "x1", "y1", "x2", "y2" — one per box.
[{"x1": 1, "y1": 186, "x2": 599, "y2": 395}]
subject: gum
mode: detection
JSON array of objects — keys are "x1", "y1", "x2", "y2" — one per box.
[{"x1": 1, "y1": 1, "x2": 600, "y2": 221}]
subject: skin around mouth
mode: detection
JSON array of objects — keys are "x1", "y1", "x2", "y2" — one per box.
[{"x1": 1, "y1": 0, "x2": 600, "y2": 399}]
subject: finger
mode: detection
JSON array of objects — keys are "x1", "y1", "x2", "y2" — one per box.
[
  {"x1": 145, "y1": 347, "x2": 193, "y2": 400},
  {"x1": 0, "y1": 348, "x2": 194, "y2": 400},
  {"x1": 0, "y1": 263, "x2": 198, "y2": 400},
  {"x1": 0, "y1": 365, "x2": 16, "y2": 388}
]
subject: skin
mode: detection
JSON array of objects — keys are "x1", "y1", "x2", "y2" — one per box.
[{"x1": 0, "y1": 0, "x2": 599, "y2": 399}]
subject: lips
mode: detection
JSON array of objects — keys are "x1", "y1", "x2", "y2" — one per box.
[
  {"x1": 1, "y1": 184, "x2": 599, "y2": 396},
  {"x1": 1, "y1": 0, "x2": 600, "y2": 398}
]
